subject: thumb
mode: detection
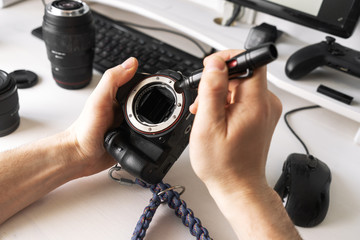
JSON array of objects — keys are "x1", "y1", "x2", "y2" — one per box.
[
  {"x1": 196, "y1": 56, "x2": 228, "y2": 124},
  {"x1": 91, "y1": 57, "x2": 138, "y2": 104}
]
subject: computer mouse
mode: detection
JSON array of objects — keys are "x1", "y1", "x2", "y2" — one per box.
[{"x1": 274, "y1": 153, "x2": 332, "y2": 227}]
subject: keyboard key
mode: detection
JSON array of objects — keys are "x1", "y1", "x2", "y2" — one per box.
[{"x1": 92, "y1": 10, "x2": 203, "y2": 75}]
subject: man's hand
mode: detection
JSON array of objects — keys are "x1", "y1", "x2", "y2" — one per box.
[
  {"x1": 67, "y1": 57, "x2": 138, "y2": 177},
  {"x1": 189, "y1": 50, "x2": 301, "y2": 240}
]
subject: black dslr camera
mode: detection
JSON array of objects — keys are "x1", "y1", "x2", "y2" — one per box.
[
  {"x1": 104, "y1": 70, "x2": 196, "y2": 184},
  {"x1": 104, "y1": 43, "x2": 278, "y2": 184}
]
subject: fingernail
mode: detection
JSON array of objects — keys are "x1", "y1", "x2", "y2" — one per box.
[{"x1": 121, "y1": 57, "x2": 135, "y2": 70}]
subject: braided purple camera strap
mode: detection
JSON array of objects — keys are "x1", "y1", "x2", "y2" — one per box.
[{"x1": 132, "y1": 179, "x2": 212, "y2": 240}]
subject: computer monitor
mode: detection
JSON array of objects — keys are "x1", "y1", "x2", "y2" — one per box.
[{"x1": 227, "y1": 0, "x2": 360, "y2": 38}]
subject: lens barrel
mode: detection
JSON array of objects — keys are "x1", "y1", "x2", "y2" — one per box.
[
  {"x1": 42, "y1": 0, "x2": 95, "y2": 89},
  {"x1": 0, "y1": 70, "x2": 20, "y2": 137}
]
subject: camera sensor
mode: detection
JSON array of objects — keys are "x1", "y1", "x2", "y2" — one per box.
[
  {"x1": 125, "y1": 75, "x2": 184, "y2": 135},
  {"x1": 135, "y1": 84, "x2": 176, "y2": 124}
]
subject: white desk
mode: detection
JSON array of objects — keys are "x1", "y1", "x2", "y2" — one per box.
[{"x1": 1, "y1": 0, "x2": 360, "y2": 239}]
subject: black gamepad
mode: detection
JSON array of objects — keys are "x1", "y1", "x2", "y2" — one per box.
[{"x1": 285, "y1": 36, "x2": 360, "y2": 80}]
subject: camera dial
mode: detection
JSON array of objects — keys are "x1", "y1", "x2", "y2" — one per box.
[
  {"x1": 125, "y1": 75, "x2": 185, "y2": 136},
  {"x1": 46, "y1": 0, "x2": 89, "y2": 17}
]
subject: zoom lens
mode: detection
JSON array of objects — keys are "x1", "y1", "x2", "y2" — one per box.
[
  {"x1": 0, "y1": 70, "x2": 20, "y2": 137},
  {"x1": 42, "y1": 0, "x2": 95, "y2": 89}
]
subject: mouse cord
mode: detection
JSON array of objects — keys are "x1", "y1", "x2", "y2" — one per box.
[{"x1": 284, "y1": 105, "x2": 321, "y2": 155}]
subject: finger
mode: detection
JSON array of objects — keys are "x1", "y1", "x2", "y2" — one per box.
[
  {"x1": 196, "y1": 55, "x2": 228, "y2": 124},
  {"x1": 204, "y1": 49, "x2": 244, "y2": 64},
  {"x1": 189, "y1": 96, "x2": 199, "y2": 114},
  {"x1": 204, "y1": 49, "x2": 267, "y2": 104},
  {"x1": 231, "y1": 66, "x2": 268, "y2": 104}
]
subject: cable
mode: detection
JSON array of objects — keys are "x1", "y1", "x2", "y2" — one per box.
[
  {"x1": 284, "y1": 105, "x2": 321, "y2": 155},
  {"x1": 208, "y1": 4, "x2": 243, "y2": 55},
  {"x1": 224, "y1": 4, "x2": 242, "y2": 26},
  {"x1": 116, "y1": 20, "x2": 210, "y2": 57}
]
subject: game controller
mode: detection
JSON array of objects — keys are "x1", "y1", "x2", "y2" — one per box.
[{"x1": 285, "y1": 36, "x2": 360, "y2": 80}]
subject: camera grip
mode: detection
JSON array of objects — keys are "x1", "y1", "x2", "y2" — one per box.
[{"x1": 104, "y1": 129, "x2": 156, "y2": 181}]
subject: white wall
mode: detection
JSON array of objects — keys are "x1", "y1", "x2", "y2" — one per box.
[
  {"x1": 186, "y1": 0, "x2": 224, "y2": 12},
  {"x1": 187, "y1": 0, "x2": 360, "y2": 49}
]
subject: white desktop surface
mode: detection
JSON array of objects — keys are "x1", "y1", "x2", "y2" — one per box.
[{"x1": 1, "y1": 0, "x2": 360, "y2": 239}]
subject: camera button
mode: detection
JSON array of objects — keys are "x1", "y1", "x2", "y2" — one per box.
[{"x1": 168, "y1": 72, "x2": 183, "y2": 81}]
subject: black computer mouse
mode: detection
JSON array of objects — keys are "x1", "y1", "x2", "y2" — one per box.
[{"x1": 274, "y1": 153, "x2": 332, "y2": 227}]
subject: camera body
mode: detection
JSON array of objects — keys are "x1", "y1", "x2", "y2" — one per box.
[
  {"x1": 104, "y1": 70, "x2": 196, "y2": 184},
  {"x1": 42, "y1": 0, "x2": 95, "y2": 89}
]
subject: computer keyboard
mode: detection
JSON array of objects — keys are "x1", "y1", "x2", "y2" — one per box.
[{"x1": 32, "y1": 10, "x2": 204, "y2": 76}]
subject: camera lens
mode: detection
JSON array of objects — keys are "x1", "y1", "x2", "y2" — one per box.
[
  {"x1": 0, "y1": 70, "x2": 20, "y2": 137},
  {"x1": 52, "y1": 0, "x2": 83, "y2": 10},
  {"x1": 42, "y1": 0, "x2": 95, "y2": 89},
  {"x1": 135, "y1": 84, "x2": 176, "y2": 124}
]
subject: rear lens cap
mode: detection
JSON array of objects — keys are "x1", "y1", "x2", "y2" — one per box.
[{"x1": 9, "y1": 70, "x2": 38, "y2": 89}]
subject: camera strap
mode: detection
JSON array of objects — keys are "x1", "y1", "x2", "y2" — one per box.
[{"x1": 109, "y1": 165, "x2": 212, "y2": 240}]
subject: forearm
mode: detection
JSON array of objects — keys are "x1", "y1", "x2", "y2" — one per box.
[
  {"x1": 0, "y1": 131, "x2": 83, "y2": 225},
  {"x1": 206, "y1": 181, "x2": 302, "y2": 240}
]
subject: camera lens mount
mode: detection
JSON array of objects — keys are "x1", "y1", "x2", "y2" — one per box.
[{"x1": 125, "y1": 75, "x2": 185, "y2": 135}]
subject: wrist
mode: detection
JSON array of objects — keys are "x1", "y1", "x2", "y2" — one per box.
[
  {"x1": 205, "y1": 179, "x2": 301, "y2": 240},
  {"x1": 41, "y1": 130, "x2": 85, "y2": 181},
  {"x1": 62, "y1": 127, "x2": 116, "y2": 178},
  {"x1": 202, "y1": 170, "x2": 268, "y2": 199},
  {"x1": 205, "y1": 175, "x2": 270, "y2": 211}
]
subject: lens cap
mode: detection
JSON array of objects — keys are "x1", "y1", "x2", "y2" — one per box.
[{"x1": 9, "y1": 70, "x2": 38, "y2": 89}]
